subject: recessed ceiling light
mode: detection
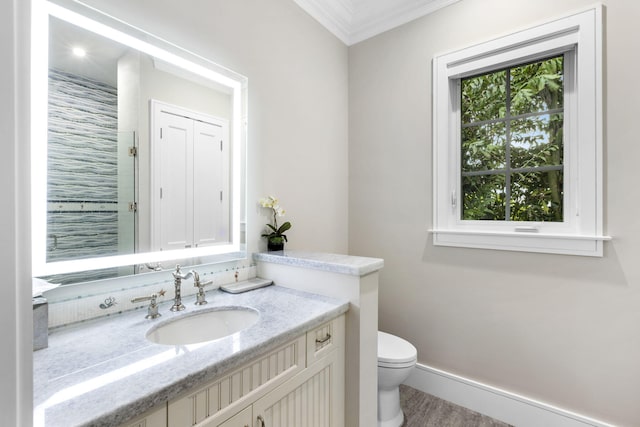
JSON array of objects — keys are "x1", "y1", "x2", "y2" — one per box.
[{"x1": 72, "y1": 46, "x2": 86, "y2": 57}]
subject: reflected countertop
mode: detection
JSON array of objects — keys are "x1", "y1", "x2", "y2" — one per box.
[{"x1": 33, "y1": 285, "x2": 349, "y2": 427}]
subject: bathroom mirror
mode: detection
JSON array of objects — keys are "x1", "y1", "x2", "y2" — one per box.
[{"x1": 31, "y1": 0, "x2": 247, "y2": 284}]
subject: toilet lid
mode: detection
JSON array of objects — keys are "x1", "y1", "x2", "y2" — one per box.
[{"x1": 378, "y1": 331, "x2": 417, "y2": 365}]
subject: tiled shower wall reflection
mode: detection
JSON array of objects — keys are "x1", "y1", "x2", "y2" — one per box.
[{"x1": 47, "y1": 69, "x2": 121, "y2": 282}]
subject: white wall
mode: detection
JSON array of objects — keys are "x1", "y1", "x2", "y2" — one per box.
[
  {"x1": 348, "y1": 0, "x2": 640, "y2": 425},
  {"x1": 79, "y1": 0, "x2": 350, "y2": 255},
  {"x1": 1, "y1": 0, "x2": 33, "y2": 424}
]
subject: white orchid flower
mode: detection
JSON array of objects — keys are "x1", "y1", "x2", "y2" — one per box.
[
  {"x1": 258, "y1": 195, "x2": 292, "y2": 249},
  {"x1": 259, "y1": 197, "x2": 275, "y2": 208}
]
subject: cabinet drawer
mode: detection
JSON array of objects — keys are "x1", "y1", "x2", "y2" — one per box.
[
  {"x1": 169, "y1": 335, "x2": 306, "y2": 427},
  {"x1": 306, "y1": 315, "x2": 344, "y2": 366}
]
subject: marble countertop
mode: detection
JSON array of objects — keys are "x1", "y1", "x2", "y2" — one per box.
[
  {"x1": 33, "y1": 285, "x2": 349, "y2": 427},
  {"x1": 253, "y1": 250, "x2": 384, "y2": 276}
]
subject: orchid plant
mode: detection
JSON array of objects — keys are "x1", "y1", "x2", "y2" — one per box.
[{"x1": 259, "y1": 196, "x2": 292, "y2": 248}]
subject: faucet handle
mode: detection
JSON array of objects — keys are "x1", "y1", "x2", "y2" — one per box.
[
  {"x1": 144, "y1": 262, "x2": 163, "y2": 271},
  {"x1": 192, "y1": 271, "x2": 213, "y2": 288},
  {"x1": 131, "y1": 289, "x2": 165, "y2": 319},
  {"x1": 194, "y1": 279, "x2": 214, "y2": 288},
  {"x1": 193, "y1": 272, "x2": 214, "y2": 305}
]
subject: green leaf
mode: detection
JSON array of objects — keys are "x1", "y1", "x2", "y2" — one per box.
[{"x1": 278, "y1": 222, "x2": 292, "y2": 233}]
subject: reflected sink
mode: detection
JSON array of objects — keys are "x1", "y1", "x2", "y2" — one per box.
[{"x1": 146, "y1": 306, "x2": 259, "y2": 345}]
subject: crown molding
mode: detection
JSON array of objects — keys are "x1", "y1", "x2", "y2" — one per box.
[
  {"x1": 294, "y1": 0, "x2": 461, "y2": 45},
  {"x1": 293, "y1": 0, "x2": 354, "y2": 44},
  {"x1": 350, "y1": 0, "x2": 462, "y2": 44}
]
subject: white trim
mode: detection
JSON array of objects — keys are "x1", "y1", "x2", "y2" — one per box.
[
  {"x1": 404, "y1": 363, "x2": 617, "y2": 427},
  {"x1": 430, "y1": 229, "x2": 610, "y2": 256},
  {"x1": 432, "y1": 6, "x2": 604, "y2": 257},
  {"x1": 7, "y1": 0, "x2": 34, "y2": 424},
  {"x1": 293, "y1": 0, "x2": 462, "y2": 45},
  {"x1": 429, "y1": 229, "x2": 611, "y2": 241},
  {"x1": 293, "y1": 0, "x2": 353, "y2": 44},
  {"x1": 349, "y1": 0, "x2": 462, "y2": 45}
]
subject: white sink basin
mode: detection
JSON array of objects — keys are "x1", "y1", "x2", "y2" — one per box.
[{"x1": 146, "y1": 307, "x2": 259, "y2": 345}]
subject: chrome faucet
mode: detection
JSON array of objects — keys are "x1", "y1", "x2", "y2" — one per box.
[
  {"x1": 131, "y1": 290, "x2": 165, "y2": 319},
  {"x1": 144, "y1": 262, "x2": 163, "y2": 271},
  {"x1": 171, "y1": 265, "x2": 192, "y2": 311},
  {"x1": 192, "y1": 270, "x2": 214, "y2": 305}
]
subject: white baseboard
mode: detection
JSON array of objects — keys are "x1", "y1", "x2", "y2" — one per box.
[{"x1": 404, "y1": 363, "x2": 616, "y2": 427}]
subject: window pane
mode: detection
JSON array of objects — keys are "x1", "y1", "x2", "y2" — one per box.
[
  {"x1": 461, "y1": 70, "x2": 506, "y2": 123},
  {"x1": 460, "y1": 55, "x2": 565, "y2": 224},
  {"x1": 510, "y1": 56, "x2": 564, "y2": 116},
  {"x1": 510, "y1": 113, "x2": 563, "y2": 169},
  {"x1": 462, "y1": 122, "x2": 506, "y2": 172},
  {"x1": 510, "y1": 171, "x2": 563, "y2": 221},
  {"x1": 462, "y1": 174, "x2": 506, "y2": 220}
]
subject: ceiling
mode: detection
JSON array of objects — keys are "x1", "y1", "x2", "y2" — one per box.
[
  {"x1": 293, "y1": 0, "x2": 462, "y2": 45},
  {"x1": 49, "y1": 0, "x2": 463, "y2": 86},
  {"x1": 49, "y1": 15, "x2": 127, "y2": 86}
]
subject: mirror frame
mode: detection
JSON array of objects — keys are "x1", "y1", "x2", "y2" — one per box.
[{"x1": 31, "y1": 0, "x2": 247, "y2": 278}]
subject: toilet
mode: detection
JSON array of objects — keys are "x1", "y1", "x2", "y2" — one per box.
[{"x1": 377, "y1": 331, "x2": 417, "y2": 427}]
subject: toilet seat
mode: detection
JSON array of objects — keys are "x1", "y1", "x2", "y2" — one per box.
[{"x1": 378, "y1": 331, "x2": 417, "y2": 368}]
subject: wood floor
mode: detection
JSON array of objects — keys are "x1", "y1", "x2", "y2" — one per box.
[{"x1": 399, "y1": 385, "x2": 513, "y2": 427}]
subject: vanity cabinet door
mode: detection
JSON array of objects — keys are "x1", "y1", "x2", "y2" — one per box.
[
  {"x1": 253, "y1": 350, "x2": 340, "y2": 427},
  {"x1": 167, "y1": 316, "x2": 345, "y2": 427},
  {"x1": 168, "y1": 336, "x2": 306, "y2": 427}
]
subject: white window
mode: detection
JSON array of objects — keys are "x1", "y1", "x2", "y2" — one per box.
[{"x1": 431, "y1": 6, "x2": 608, "y2": 256}]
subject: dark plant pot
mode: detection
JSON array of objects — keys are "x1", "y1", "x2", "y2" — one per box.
[{"x1": 267, "y1": 240, "x2": 284, "y2": 251}]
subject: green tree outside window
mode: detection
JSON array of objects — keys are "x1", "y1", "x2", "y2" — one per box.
[{"x1": 461, "y1": 55, "x2": 564, "y2": 222}]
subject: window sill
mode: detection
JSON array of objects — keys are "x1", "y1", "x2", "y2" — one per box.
[{"x1": 429, "y1": 229, "x2": 611, "y2": 257}]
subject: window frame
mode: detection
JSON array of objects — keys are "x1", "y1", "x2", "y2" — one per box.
[{"x1": 431, "y1": 6, "x2": 607, "y2": 256}]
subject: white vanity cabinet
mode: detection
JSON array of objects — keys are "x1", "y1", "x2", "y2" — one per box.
[
  {"x1": 121, "y1": 405, "x2": 168, "y2": 427},
  {"x1": 35, "y1": 279, "x2": 351, "y2": 427},
  {"x1": 252, "y1": 350, "x2": 341, "y2": 427},
  {"x1": 166, "y1": 314, "x2": 345, "y2": 427}
]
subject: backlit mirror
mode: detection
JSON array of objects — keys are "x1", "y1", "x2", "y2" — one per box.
[{"x1": 32, "y1": 0, "x2": 247, "y2": 284}]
